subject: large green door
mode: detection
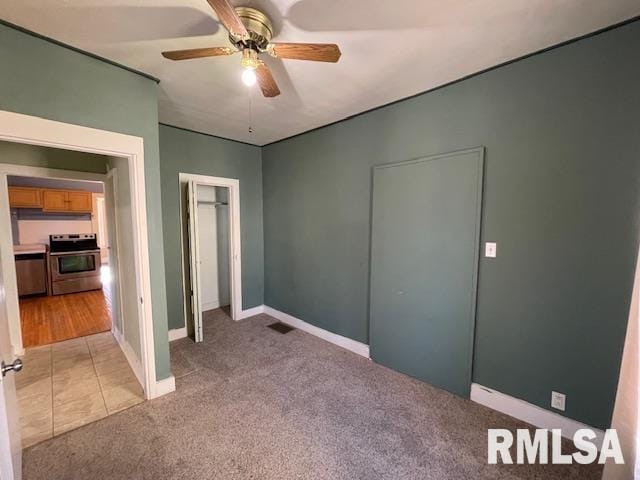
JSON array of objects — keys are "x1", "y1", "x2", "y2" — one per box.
[{"x1": 369, "y1": 148, "x2": 484, "y2": 397}]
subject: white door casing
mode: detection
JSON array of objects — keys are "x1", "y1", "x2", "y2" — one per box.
[
  {"x1": 186, "y1": 180, "x2": 203, "y2": 342},
  {"x1": 95, "y1": 195, "x2": 109, "y2": 264},
  {"x1": 178, "y1": 173, "x2": 242, "y2": 336}
]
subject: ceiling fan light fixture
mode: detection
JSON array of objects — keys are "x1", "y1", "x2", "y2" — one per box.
[
  {"x1": 241, "y1": 68, "x2": 257, "y2": 87},
  {"x1": 241, "y1": 49, "x2": 259, "y2": 70}
]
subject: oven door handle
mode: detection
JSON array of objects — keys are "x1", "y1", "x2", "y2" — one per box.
[{"x1": 49, "y1": 250, "x2": 101, "y2": 256}]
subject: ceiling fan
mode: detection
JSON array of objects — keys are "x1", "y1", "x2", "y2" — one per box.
[{"x1": 161, "y1": 0, "x2": 342, "y2": 98}]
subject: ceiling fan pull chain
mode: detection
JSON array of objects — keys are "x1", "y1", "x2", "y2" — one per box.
[{"x1": 248, "y1": 88, "x2": 254, "y2": 134}]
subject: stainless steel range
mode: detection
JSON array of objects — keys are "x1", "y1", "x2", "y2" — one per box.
[{"x1": 49, "y1": 234, "x2": 102, "y2": 295}]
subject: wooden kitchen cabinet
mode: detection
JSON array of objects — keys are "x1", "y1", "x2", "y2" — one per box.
[
  {"x1": 10, "y1": 187, "x2": 93, "y2": 213},
  {"x1": 42, "y1": 189, "x2": 92, "y2": 213},
  {"x1": 8, "y1": 187, "x2": 42, "y2": 208},
  {"x1": 67, "y1": 191, "x2": 93, "y2": 212},
  {"x1": 42, "y1": 190, "x2": 67, "y2": 211}
]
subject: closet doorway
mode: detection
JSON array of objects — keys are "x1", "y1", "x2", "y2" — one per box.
[
  {"x1": 179, "y1": 174, "x2": 242, "y2": 342},
  {"x1": 196, "y1": 185, "x2": 231, "y2": 313}
]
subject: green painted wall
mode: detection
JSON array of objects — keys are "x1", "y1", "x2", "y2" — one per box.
[
  {"x1": 0, "y1": 141, "x2": 108, "y2": 173},
  {"x1": 262, "y1": 21, "x2": 640, "y2": 429},
  {"x1": 159, "y1": 125, "x2": 263, "y2": 330},
  {"x1": 0, "y1": 23, "x2": 171, "y2": 380}
]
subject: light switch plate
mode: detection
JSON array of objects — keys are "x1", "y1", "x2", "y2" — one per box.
[
  {"x1": 485, "y1": 242, "x2": 497, "y2": 258},
  {"x1": 551, "y1": 391, "x2": 566, "y2": 411}
]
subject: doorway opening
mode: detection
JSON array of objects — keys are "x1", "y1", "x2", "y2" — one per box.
[
  {"x1": 9, "y1": 174, "x2": 110, "y2": 347},
  {"x1": 0, "y1": 142, "x2": 145, "y2": 448},
  {"x1": 178, "y1": 174, "x2": 242, "y2": 343},
  {"x1": 195, "y1": 184, "x2": 231, "y2": 311},
  {"x1": 0, "y1": 110, "x2": 168, "y2": 479}
]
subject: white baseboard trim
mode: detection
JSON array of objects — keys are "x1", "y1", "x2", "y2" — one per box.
[
  {"x1": 470, "y1": 383, "x2": 605, "y2": 447},
  {"x1": 170, "y1": 305, "x2": 264, "y2": 334},
  {"x1": 112, "y1": 327, "x2": 144, "y2": 388},
  {"x1": 112, "y1": 327, "x2": 175, "y2": 400},
  {"x1": 263, "y1": 306, "x2": 370, "y2": 358},
  {"x1": 149, "y1": 375, "x2": 176, "y2": 399},
  {"x1": 201, "y1": 299, "x2": 221, "y2": 311},
  {"x1": 168, "y1": 327, "x2": 188, "y2": 342},
  {"x1": 237, "y1": 304, "x2": 265, "y2": 320}
]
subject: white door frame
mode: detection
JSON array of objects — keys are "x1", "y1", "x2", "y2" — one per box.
[
  {"x1": 178, "y1": 173, "x2": 242, "y2": 327},
  {"x1": 0, "y1": 109, "x2": 170, "y2": 400},
  {"x1": 92, "y1": 193, "x2": 109, "y2": 264},
  {"x1": 186, "y1": 180, "x2": 203, "y2": 341}
]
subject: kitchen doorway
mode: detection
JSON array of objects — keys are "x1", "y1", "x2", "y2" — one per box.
[
  {"x1": 0, "y1": 111, "x2": 171, "y2": 478},
  {"x1": 0, "y1": 146, "x2": 144, "y2": 448},
  {"x1": 8, "y1": 174, "x2": 111, "y2": 348}
]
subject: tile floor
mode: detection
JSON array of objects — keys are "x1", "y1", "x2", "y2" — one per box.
[{"x1": 16, "y1": 331, "x2": 144, "y2": 448}]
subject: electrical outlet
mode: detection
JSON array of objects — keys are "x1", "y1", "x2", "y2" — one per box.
[
  {"x1": 551, "y1": 391, "x2": 566, "y2": 411},
  {"x1": 485, "y1": 242, "x2": 497, "y2": 258}
]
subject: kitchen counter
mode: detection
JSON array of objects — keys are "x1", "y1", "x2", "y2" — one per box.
[{"x1": 14, "y1": 244, "x2": 47, "y2": 255}]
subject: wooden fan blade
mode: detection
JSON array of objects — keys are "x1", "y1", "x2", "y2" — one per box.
[
  {"x1": 255, "y1": 63, "x2": 280, "y2": 98},
  {"x1": 162, "y1": 47, "x2": 237, "y2": 61},
  {"x1": 267, "y1": 43, "x2": 341, "y2": 62},
  {"x1": 206, "y1": 0, "x2": 249, "y2": 39}
]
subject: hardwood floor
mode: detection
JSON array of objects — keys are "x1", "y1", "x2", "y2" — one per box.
[{"x1": 20, "y1": 289, "x2": 112, "y2": 348}]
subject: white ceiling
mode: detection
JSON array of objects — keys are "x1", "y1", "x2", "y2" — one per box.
[{"x1": 1, "y1": 1, "x2": 639, "y2": 145}]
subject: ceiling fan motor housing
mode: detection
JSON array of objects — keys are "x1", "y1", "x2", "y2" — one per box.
[{"x1": 230, "y1": 7, "x2": 273, "y2": 51}]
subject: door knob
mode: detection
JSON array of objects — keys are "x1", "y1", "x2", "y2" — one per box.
[{"x1": 1, "y1": 359, "x2": 23, "y2": 377}]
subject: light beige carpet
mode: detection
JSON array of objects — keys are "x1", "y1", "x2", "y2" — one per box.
[{"x1": 23, "y1": 309, "x2": 602, "y2": 479}]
